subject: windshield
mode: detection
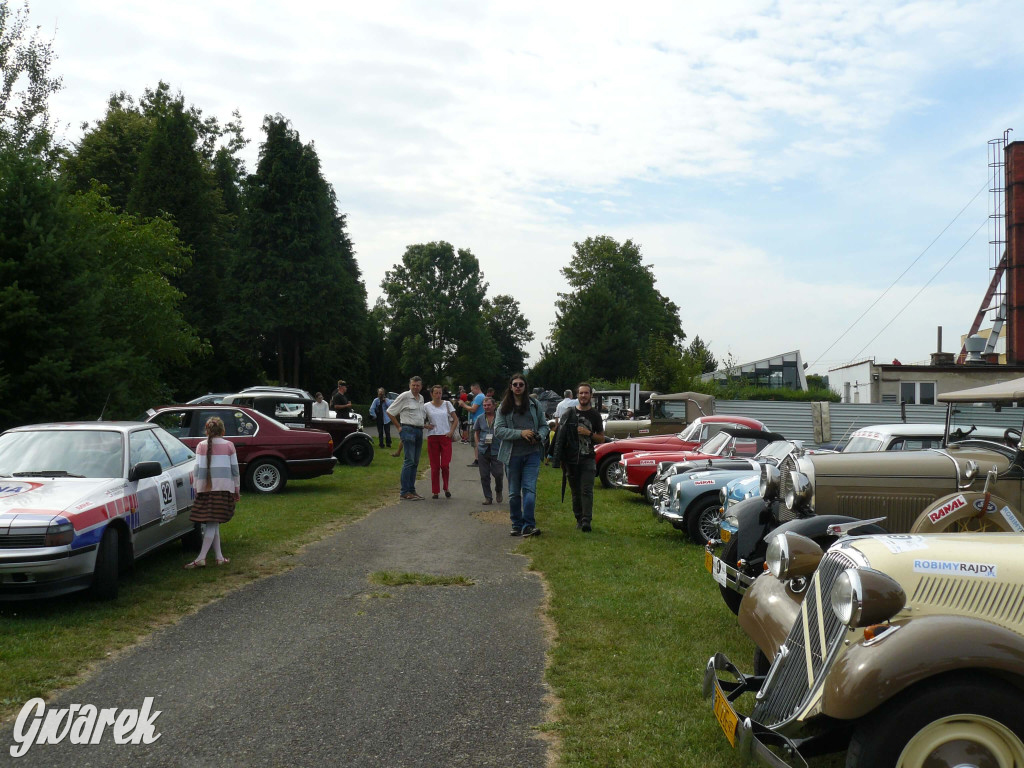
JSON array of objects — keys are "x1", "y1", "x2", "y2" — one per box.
[
  {"x1": 678, "y1": 421, "x2": 702, "y2": 441},
  {"x1": 698, "y1": 432, "x2": 732, "y2": 455},
  {"x1": 0, "y1": 430, "x2": 124, "y2": 478},
  {"x1": 755, "y1": 440, "x2": 795, "y2": 463},
  {"x1": 843, "y1": 436, "x2": 884, "y2": 453}
]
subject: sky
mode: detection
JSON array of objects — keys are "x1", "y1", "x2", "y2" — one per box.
[{"x1": 29, "y1": 0, "x2": 1024, "y2": 377}]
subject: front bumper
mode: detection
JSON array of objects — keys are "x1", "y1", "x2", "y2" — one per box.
[
  {"x1": 702, "y1": 653, "x2": 807, "y2": 768},
  {"x1": 655, "y1": 499, "x2": 683, "y2": 523},
  {"x1": 704, "y1": 546, "x2": 756, "y2": 595},
  {"x1": 0, "y1": 545, "x2": 98, "y2": 600}
]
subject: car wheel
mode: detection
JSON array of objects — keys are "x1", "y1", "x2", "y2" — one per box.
[
  {"x1": 88, "y1": 527, "x2": 120, "y2": 600},
  {"x1": 340, "y1": 438, "x2": 374, "y2": 467},
  {"x1": 718, "y1": 537, "x2": 743, "y2": 616},
  {"x1": 247, "y1": 458, "x2": 287, "y2": 494},
  {"x1": 686, "y1": 497, "x2": 723, "y2": 545},
  {"x1": 642, "y1": 477, "x2": 655, "y2": 503},
  {"x1": 846, "y1": 672, "x2": 1024, "y2": 768},
  {"x1": 598, "y1": 456, "x2": 621, "y2": 488}
]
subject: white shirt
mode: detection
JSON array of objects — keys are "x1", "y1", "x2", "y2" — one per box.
[
  {"x1": 312, "y1": 400, "x2": 331, "y2": 418},
  {"x1": 387, "y1": 390, "x2": 426, "y2": 427},
  {"x1": 423, "y1": 400, "x2": 456, "y2": 437},
  {"x1": 555, "y1": 398, "x2": 578, "y2": 420}
]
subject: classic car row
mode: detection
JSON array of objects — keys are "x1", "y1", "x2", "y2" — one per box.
[
  {"x1": 0, "y1": 388, "x2": 374, "y2": 601},
  {"x1": 688, "y1": 377, "x2": 1024, "y2": 767}
]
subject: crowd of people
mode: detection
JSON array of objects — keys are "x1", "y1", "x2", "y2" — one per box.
[{"x1": 383, "y1": 374, "x2": 604, "y2": 537}]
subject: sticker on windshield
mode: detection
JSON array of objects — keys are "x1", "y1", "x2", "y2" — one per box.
[
  {"x1": 999, "y1": 506, "x2": 1024, "y2": 533},
  {"x1": 879, "y1": 534, "x2": 929, "y2": 554},
  {"x1": 0, "y1": 481, "x2": 42, "y2": 499},
  {"x1": 913, "y1": 559, "x2": 997, "y2": 578}
]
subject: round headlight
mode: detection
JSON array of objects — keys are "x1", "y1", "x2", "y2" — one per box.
[
  {"x1": 760, "y1": 464, "x2": 780, "y2": 501},
  {"x1": 766, "y1": 534, "x2": 788, "y2": 578},
  {"x1": 830, "y1": 568, "x2": 906, "y2": 629},
  {"x1": 786, "y1": 471, "x2": 812, "y2": 510},
  {"x1": 719, "y1": 487, "x2": 727, "y2": 505},
  {"x1": 725, "y1": 515, "x2": 739, "y2": 529}
]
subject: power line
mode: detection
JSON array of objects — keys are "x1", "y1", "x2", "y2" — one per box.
[
  {"x1": 808, "y1": 178, "x2": 990, "y2": 370},
  {"x1": 848, "y1": 215, "x2": 989, "y2": 361}
]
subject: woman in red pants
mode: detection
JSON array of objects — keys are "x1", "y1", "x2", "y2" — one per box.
[{"x1": 423, "y1": 384, "x2": 459, "y2": 499}]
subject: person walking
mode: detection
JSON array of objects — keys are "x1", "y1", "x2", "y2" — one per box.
[
  {"x1": 424, "y1": 384, "x2": 458, "y2": 499},
  {"x1": 553, "y1": 382, "x2": 605, "y2": 532},
  {"x1": 474, "y1": 396, "x2": 504, "y2": 505},
  {"x1": 387, "y1": 376, "x2": 427, "y2": 500},
  {"x1": 461, "y1": 383, "x2": 485, "y2": 464},
  {"x1": 185, "y1": 417, "x2": 240, "y2": 568},
  {"x1": 368, "y1": 388, "x2": 393, "y2": 448},
  {"x1": 494, "y1": 374, "x2": 549, "y2": 537}
]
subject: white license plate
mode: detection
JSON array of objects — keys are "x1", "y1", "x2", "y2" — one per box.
[{"x1": 711, "y1": 555, "x2": 727, "y2": 587}]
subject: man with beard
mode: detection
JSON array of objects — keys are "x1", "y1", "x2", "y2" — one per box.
[{"x1": 553, "y1": 382, "x2": 604, "y2": 532}]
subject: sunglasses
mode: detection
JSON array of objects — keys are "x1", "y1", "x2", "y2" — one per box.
[{"x1": 511, "y1": 382, "x2": 526, "y2": 388}]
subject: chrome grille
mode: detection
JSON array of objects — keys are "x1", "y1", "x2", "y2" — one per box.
[
  {"x1": 752, "y1": 550, "x2": 857, "y2": 727},
  {"x1": 777, "y1": 455, "x2": 797, "y2": 522},
  {"x1": 651, "y1": 481, "x2": 667, "y2": 501},
  {"x1": 0, "y1": 534, "x2": 46, "y2": 548}
]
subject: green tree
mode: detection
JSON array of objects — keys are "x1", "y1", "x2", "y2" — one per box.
[
  {"x1": 482, "y1": 294, "x2": 533, "y2": 381},
  {"x1": 684, "y1": 335, "x2": 718, "y2": 374},
  {"x1": 234, "y1": 115, "x2": 367, "y2": 393},
  {"x1": 380, "y1": 241, "x2": 497, "y2": 384},
  {"x1": 549, "y1": 236, "x2": 684, "y2": 382},
  {"x1": 0, "y1": 147, "x2": 203, "y2": 427},
  {"x1": 0, "y1": 0, "x2": 62, "y2": 154}
]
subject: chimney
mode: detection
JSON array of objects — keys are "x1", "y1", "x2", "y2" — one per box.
[
  {"x1": 1005, "y1": 141, "x2": 1024, "y2": 363},
  {"x1": 931, "y1": 325, "x2": 954, "y2": 365}
]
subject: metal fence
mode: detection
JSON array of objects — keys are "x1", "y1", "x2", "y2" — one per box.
[{"x1": 716, "y1": 400, "x2": 1023, "y2": 446}]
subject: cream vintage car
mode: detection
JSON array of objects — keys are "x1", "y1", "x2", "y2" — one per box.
[{"x1": 704, "y1": 529, "x2": 1024, "y2": 768}]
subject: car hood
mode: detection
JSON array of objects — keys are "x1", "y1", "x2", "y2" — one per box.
[
  {"x1": 0, "y1": 477, "x2": 125, "y2": 523},
  {"x1": 667, "y1": 468, "x2": 755, "y2": 490},
  {"x1": 805, "y1": 448, "x2": 971, "y2": 479}
]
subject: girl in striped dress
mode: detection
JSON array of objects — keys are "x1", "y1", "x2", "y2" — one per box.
[{"x1": 185, "y1": 417, "x2": 240, "y2": 568}]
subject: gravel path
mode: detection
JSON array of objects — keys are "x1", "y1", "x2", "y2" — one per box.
[{"x1": 3, "y1": 445, "x2": 551, "y2": 767}]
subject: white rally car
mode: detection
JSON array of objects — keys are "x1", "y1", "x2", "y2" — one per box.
[{"x1": 0, "y1": 422, "x2": 198, "y2": 600}]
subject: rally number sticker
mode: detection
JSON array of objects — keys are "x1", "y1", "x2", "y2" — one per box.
[{"x1": 159, "y1": 479, "x2": 177, "y2": 524}]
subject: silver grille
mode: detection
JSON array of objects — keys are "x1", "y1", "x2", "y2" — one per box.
[
  {"x1": 651, "y1": 481, "x2": 666, "y2": 500},
  {"x1": 751, "y1": 549, "x2": 857, "y2": 727},
  {"x1": 777, "y1": 455, "x2": 797, "y2": 522}
]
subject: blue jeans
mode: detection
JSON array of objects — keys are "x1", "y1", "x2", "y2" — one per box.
[
  {"x1": 506, "y1": 449, "x2": 541, "y2": 530},
  {"x1": 400, "y1": 426, "x2": 423, "y2": 495}
]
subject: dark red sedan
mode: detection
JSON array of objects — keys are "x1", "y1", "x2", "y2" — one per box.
[{"x1": 145, "y1": 405, "x2": 336, "y2": 494}]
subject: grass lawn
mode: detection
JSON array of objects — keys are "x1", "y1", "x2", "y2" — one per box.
[
  {"x1": 523, "y1": 465, "x2": 841, "y2": 768},
  {"x1": 0, "y1": 454, "x2": 399, "y2": 720}
]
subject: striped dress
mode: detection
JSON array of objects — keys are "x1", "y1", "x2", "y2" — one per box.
[{"x1": 190, "y1": 437, "x2": 241, "y2": 524}]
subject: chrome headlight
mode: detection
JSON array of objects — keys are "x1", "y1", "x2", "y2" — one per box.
[
  {"x1": 765, "y1": 532, "x2": 824, "y2": 580},
  {"x1": 831, "y1": 568, "x2": 906, "y2": 629},
  {"x1": 719, "y1": 487, "x2": 727, "y2": 505},
  {"x1": 724, "y1": 514, "x2": 739, "y2": 529},
  {"x1": 760, "y1": 464, "x2": 780, "y2": 501},
  {"x1": 785, "y1": 471, "x2": 812, "y2": 511}
]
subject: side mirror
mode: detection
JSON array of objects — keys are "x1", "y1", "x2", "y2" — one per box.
[{"x1": 129, "y1": 461, "x2": 163, "y2": 482}]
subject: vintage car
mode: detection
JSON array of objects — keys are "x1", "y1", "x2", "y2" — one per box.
[
  {"x1": 0, "y1": 422, "x2": 198, "y2": 600},
  {"x1": 611, "y1": 427, "x2": 778, "y2": 497},
  {"x1": 704, "y1": 530, "x2": 1024, "y2": 768},
  {"x1": 705, "y1": 383, "x2": 1024, "y2": 615},
  {"x1": 601, "y1": 390, "x2": 714, "y2": 440},
  {"x1": 596, "y1": 414, "x2": 768, "y2": 488},
  {"x1": 220, "y1": 393, "x2": 373, "y2": 466},
  {"x1": 842, "y1": 422, "x2": 1007, "y2": 452},
  {"x1": 146, "y1": 405, "x2": 337, "y2": 494}
]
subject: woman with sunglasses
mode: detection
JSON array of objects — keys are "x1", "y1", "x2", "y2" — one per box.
[{"x1": 494, "y1": 374, "x2": 549, "y2": 537}]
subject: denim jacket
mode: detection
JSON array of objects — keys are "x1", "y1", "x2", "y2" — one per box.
[{"x1": 494, "y1": 398, "x2": 549, "y2": 465}]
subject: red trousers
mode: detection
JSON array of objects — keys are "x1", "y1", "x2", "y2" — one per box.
[{"x1": 427, "y1": 435, "x2": 453, "y2": 494}]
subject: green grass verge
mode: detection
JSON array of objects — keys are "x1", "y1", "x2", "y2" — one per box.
[
  {"x1": 0, "y1": 453, "x2": 400, "y2": 720},
  {"x1": 523, "y1": 466, "x2": 840, "y2": 767},
  {"x1": 368, "y1": 571, "x2": 474, "y2": 586}
]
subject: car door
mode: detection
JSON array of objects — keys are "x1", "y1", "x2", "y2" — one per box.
[
  {"x1": 191, "y1": 409, "x2": 256, "y2": 474},
  {"x1": 127, "y1": 428, "x2": 181, "y2": 556}
]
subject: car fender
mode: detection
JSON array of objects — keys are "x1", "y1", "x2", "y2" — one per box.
[
  {"x1": 738, "y1": 572, "x2": 802, "y2": 662},
  {"x1": 771, "y1": 515, "x2": 889, "y2": 544},
  {"x1": 822, "y1": 615, "x2": 1024, "y2": 720},
  {"x1": 729, "y1": 496, "x2": 774, "y2": 561},
  {"x1": 909, "y1": 491, "x2": 1023, "y2": 533},
  {"x1": 681, "y1": 490, "x2": 723, "y2": 523},
  {"x1": 338, "y1": 431, "x2": 373, "y2": 450}
]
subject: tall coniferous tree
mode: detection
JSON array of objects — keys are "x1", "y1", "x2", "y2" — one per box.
[{"x1": 236, "y1": 115, "x2": 367, "y2": 392}]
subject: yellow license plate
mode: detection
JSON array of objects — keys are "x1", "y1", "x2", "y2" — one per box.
[
  {"x1": 704, "y1": 549, "x2": 713, "y2": 572},
  {"x1": 720, "y1": 528, "x2": 732, "y2": 542},
  {"x1": 712, "y1": 679, "x2": 739, "y2": 747}
]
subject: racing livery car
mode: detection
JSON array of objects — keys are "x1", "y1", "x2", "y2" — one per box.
[{"x1": 0, "y1": 423, "x2": 198, "y2": 600}]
